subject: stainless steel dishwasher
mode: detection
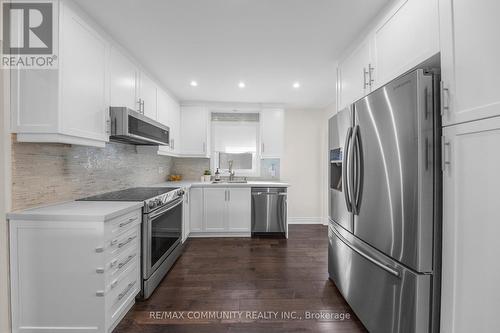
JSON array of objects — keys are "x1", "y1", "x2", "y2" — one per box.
[{"x1": 251, "y1": 187, "x2": 287, "y2": 237}]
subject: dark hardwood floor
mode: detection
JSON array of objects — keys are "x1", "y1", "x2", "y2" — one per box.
[{"x1": 114, "y1": 225, "x2": 367, "y2": 333}]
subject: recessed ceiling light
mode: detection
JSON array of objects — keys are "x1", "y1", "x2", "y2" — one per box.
[
  {"x1": 293, "y1": 81, "x2": 301, "y2": 89},
  {"x1": 238, "y1": 81, "x2": 246, "y2": 89},
  {"x1": 190, "y1": 80, "x2": 198, "y2": 87}
]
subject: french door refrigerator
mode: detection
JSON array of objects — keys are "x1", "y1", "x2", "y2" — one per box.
[{"x1": 328, "y1": 69, "x2": 441, "y2": 333}]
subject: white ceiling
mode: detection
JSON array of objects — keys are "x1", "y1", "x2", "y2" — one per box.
[{"x1": 74, "y1": 0, "x2": 390, "y2": 109}]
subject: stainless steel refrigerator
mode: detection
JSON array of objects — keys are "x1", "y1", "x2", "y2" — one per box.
[{"x1": 328, "y1": 69, "x2": 441, "y2": 333}]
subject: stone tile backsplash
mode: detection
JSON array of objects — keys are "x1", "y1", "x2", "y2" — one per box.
[{"x1": 11, "y1": 138, "x2": 173, "y2": 211}]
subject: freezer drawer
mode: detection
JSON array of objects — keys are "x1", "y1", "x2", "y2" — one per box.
[{"x1": 328, "y1": 222, "x2": 432, "y2": 333}]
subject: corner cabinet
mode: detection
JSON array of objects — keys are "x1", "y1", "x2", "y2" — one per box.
[
  {"x1": 439, "y1": 0, "x2": 500, "y2": 126},
  {"x1": 180, "y1": 106, "x2": 210, "y2": 157},
  {"x1": 11, "y1": 1, "x2": 110, "y2": 148},
  {"x1": 441, "y1": 116, "x2": 500, "y2": 333},
  {"x1": 190, "y1": 187, "x2": 251, "y2": 235},
  {"x1": 260, "y1": 108, "x2": 284, "y2": 158}
]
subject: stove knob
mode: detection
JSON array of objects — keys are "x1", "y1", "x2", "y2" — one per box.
[
  {"x1": 155, "y1": 198, "x2": 163, "y2": 205},
  {"x1": 148, "y1": 201, "x2": 156, "y2": 209},
  {"x1": 178, "y1": 190, "x2": 185, "y2": 197}
]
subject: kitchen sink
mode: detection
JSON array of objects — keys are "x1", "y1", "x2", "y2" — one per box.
[{"x1": 212, "y1": 180, "x2": 248, "y2": 184}]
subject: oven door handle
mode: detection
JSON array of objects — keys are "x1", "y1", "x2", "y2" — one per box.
[{"x1": 148, "y1": 197, "x2": 183, "y2": 220}]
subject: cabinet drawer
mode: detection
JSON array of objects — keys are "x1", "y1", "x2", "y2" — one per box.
[
  {"x1": 106, "y1": 265, "x2": 140, "y2": 325},
  {"x1": 106, "y1": 244, "x2": 139, "y2": 281},
  {"x1": 105, "y1": 210, "x2": 141, "y2": 240},
  {"x1": 106, "y1": 226, "x2": 139, "y2": 259}
]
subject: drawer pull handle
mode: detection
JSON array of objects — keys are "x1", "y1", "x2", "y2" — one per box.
[
  {"x1": 119, "y1": 217, "x2": 138, "y2": 228},
  {"x1": 109, "y1": 259, "x2": 118, "y2": 268},
  {"x1": 96, "y1": 290, "x2": 105, "y2": 297},
  {"x1": 118, "y1": 254, "x2": 136, "y2": 269},
  {"x1": 96, "y1": 268, "x2": 104, "y2": 274},
  {"x1": 118, "y1": 281, "x2": 137, "y2": 301},
  {"x1": 110, "y1": 239, "x2": 118, "y2": 246},
  {"x1": 110, "y1": 279, "x2": 119, "y2": 289},
  {"x1": 118, "y1": 235, "x2": 137, "y2": 248}
]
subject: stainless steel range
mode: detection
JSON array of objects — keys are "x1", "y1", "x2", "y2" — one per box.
[{"x1": 79, "y1": 187, "x2": 185, "y2": 299}]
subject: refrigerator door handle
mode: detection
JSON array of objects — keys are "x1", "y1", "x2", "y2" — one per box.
[
  {"x1": 331, "y1": 225, "x2": 401, "y2": 278},
  {"x1": 352, "y1": 125, "x2": 363, "y2": 215},
  {"x1": 342, "y1": 126, "x2": 353, "y2": 212},
  {"x1": 348, "y1": 125, "x2": 358, "y2": 215}
]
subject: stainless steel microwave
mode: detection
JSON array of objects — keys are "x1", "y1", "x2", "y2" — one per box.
[{"x1": 109, "y1": 107, "x2": 169, "y2": 146}]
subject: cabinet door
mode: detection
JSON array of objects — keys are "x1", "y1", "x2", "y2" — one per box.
[
  {"x1": 227, "y1": 188, "x2": 251, "y2": 232},
  {"x1": 109, "y1": 47, "x2": 139, "y2": 111},
  {"x1": 139, "y1": 73, "x2": 158, "y2": 120},
  {"x1": 157, "y1": 89, "x2": 173, "y2": 155},
  {"x1": 189, "y1": 188, "x2": 204, "y2": 232},
  {"x1": 441, "y1": 116, "x2": 500, "y2": 333},
  {"x1": 60, "y1": 5, "x2": 108, "y2": 142},
  {"x1": 180, "y1": 106, "x2": 209, "y2": 156},
  {"x1": 260, "y1": 108, "x2": 284, "y2": 158},
  {"x1": 337, "y1": 39, "x2": 371, "y2": 110},
  {"x1": 440, "y1": 0, "x2": 500, "y2": 126},
  {"x1": 372, "y1": 0, "x2": 439, "y2": 89},
  {"x1": 203, "y1": 188, "x2": 227, "y2": 232},
  {"x1": 170, "y1": 100, "x2": 181, "y2": 154}
]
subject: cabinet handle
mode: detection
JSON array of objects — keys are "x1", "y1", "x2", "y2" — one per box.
[
  {"x1": 441, "y1": 81, "x2": 450, "y2": 116},
  {"x1": 118, "y1": 235, "x2": 137, "y2": 248},
  {"x1": 110, "y1": 279, "x2": 119, "y2": 289},
  {"x1": 368, "y1": 64, "x2": 375, "y2": 87},
  {"x1": 363, "y1": 67, "x2": 370, "y2": 90},
  {"x1": 227, "y1": 190, "x2": 230, "y2": 201},
  {"x1": 141, "y1": 100, "x2": 145, "y2": 114},
  {"x1": 203, "y1": 142, "x2": 206, "y2": 153},
  {"x1": 442, "y1": 136, "x2": 451, "y2": 171},
  {"x1": 118, "y1": 253, "x2": 136, "y2": 269},
  {"x1": 106, "y1": 118, "x2": 111, "y2": 135},
  {"x1": 137, "y1": 99, "x2": 142, "y2": 113},
  {"x1": 261, "y1": 143, "x2": 265, "y2": 154},
  {"x1": 119, "y1": 217, "x2": 138, "y2": 228},
  {"x1": 118, "y1": 281, "x2": 137, "y2": 301}
]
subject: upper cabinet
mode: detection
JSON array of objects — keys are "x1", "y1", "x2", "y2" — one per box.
[
  {"x1": 337, "y1": 0, "x2": 439, "y2": 110},
  {"x1": 439, "y1": 0, "x2": 500, "y2": 126},
  {"x1": 109, "y1": 47, "x2": 139, "y2": 111},
  {"x1": 372, "y1": 0, "x2": 439, "y2": 90},
  {"x1": 157, "y1": 89, "x2": 181, "y2": 156},
  {"x1": 180, "y1": 106, "x2": 210, "y2": 157},
  {"x1": 337, "y1": 39, "x2": 373, "y2": 111},
  {"x1": 11, "y1": 1, "x2": 110, "y2": 147},
  {"x1": 138, "y1": 73, "x2": 158, "y2": 120},
  {"x1": 260, "y1": 108, "x2": 284, "y2": 158}
]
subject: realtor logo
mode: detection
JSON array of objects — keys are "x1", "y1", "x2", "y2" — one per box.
[{"x1": 1, "y1": 0, "x2": 58, "y2": 68}]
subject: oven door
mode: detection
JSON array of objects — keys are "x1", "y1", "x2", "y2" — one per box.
[{"x1": 143, "y1": 197, "x2": 183, "y2": 279}]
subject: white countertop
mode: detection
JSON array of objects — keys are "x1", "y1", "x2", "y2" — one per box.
[
  {"x1": 7, "y1": 201, "x2": 144, "y2": 222},
  {"x1": 153, "y1": 180, "x2": 290, "y2": 189}
]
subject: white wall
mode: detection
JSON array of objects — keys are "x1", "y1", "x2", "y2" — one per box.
[
  {"x1": 281, "y1": 109, "x2": 324, "y2": 224},
  {"x1": 0, "y1": 46, "x2": 12, "y2": 333}
]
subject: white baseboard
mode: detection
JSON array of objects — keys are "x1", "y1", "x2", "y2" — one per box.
[
  {"x1": 188, "y1": 232, "x2": 251, "y2": 238},
  {"x1": 288, "y1": 217, "x2": 325, "y2": 225}
]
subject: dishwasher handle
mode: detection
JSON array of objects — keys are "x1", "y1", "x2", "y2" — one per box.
[{"x1": 252, "y1": 192, "x2": 287, "y2": 196}]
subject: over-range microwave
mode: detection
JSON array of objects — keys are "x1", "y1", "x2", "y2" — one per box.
[{"x1": 109, "y1": 107, "x2": 169, "y2": 146}]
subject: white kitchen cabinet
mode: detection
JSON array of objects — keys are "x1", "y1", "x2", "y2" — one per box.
[
  {"x1": 337, "y1": 38, "x2": 372, "y2": 110},
  {"x1": 11, "y1": 1, "x2": 109, "y2": 147},
  {"x1": 204, "y1": 188, "x2": 227, "y2": 232},
  {"x1": 441, "y1": 116, "x2": 500, "y2": 333},
  {"x1": 110, "y1": 46, "x2": 139, "y2": 111},
  {"x1": 8, "y1": 205, "x2": 142, "y2": 333},
  {"x1": 180, "y1": 106, "x2": 210, "y2": 157},
  {"x1": 372, "y1": 0, "x2": 439, "y2": 90},
  {"x1": 337, "y1": 0, "x2": 439, "y2": 109},
  {"x1": 138, "y1": 73, "x2": 158, "y2": 120},
  {"x1": 260, "y1": 108, "x2": 284, "y2": 158},
  {"x1": 439, "y1": 0, "x2": 500, "y2": 126},
  {"x1": 157, "y1": 89, "x2": 181, "y2": 156},
  {"x1": 226, "y1": 188, "x2": 251, "y2": 232},
  {"x1": 189, "y1": 188, "x2": 204, "y2": 232}
]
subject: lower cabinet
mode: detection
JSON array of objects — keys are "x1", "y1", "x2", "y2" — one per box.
[
  {"x1": 189, "y1": 187, "x2": 251, "y2": 235},
  {"x1": 441, "y1": 116, "x2": 500, "y2": 333},
  {"x1": 9, "y1": 208, "x2": 142, "y2": 333}
]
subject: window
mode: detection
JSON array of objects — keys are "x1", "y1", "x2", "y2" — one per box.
[{"x1": 210, "y1": 112, "x2": 260, "y2": 177}]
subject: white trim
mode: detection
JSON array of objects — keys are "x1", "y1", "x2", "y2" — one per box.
[
  {"x1": 288, "y1": 217, "x2": 324, "y2": 225},
  {"x1": 1, "y1": 21, "x2": 13, "y2": 332}
]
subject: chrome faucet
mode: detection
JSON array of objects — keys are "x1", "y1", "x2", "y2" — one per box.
[{"x1": 228, "y1": 160, "x2": 235, "y2": 181}]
